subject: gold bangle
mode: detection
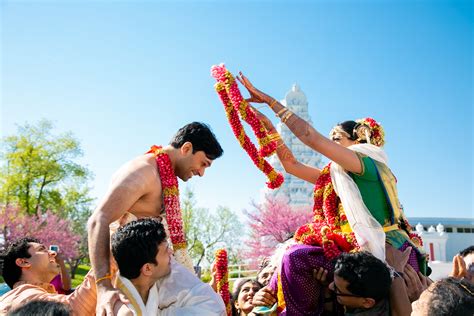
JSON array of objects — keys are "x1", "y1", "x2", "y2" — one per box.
[
  {"x1": 269, "y1": 99, "x2": 278, "y2": 109},
  {"x1": 276, "y1": 108, "x2": 288, "y2": 118},
  {"x1": 95, "y1": 273, "x2": 112, "y2": 284},
  {"x1": 282, "y1": 111, "x2": 294, "y2": 123},
  {"x1": 285, "y1": 111, "x2": 294, "y2": 123},
  {"x1": 268, "y1": 133, "x2": 282, "y2": 141}
]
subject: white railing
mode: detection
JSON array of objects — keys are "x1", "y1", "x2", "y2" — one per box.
[{"x1": 228, "y1": 264, "x2": 258, "y2": 281}]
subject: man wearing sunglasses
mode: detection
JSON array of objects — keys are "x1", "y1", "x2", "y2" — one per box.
[{"x1": 329, "y1": 251, "x2": 392, "y2": 316}]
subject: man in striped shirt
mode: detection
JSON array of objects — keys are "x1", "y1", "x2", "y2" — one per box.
[{"x1": 0, "y1": 237, "x2": 97, "y2": 315}]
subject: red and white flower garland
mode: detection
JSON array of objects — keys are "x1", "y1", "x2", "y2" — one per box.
[
  {"x1": 147, "y1": 145, "x2": 194, "y2": 271},
  {"x1": 211, "y1": 64, "x2": 284, "y2": 189}
]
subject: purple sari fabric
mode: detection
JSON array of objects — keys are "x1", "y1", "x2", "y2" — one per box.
[{"x1": 270, "y1": 244, "x2": 333, "y2": 316}]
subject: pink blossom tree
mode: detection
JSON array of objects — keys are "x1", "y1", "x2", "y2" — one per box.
[
  {"x1": 0, "y1": 204, "x2": 81, "y2": 261},
  {"x1": 244, "y1": 196, "x2": 313, "y2": 265}
]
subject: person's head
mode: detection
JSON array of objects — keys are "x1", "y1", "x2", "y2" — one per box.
[
  {"x1": 329, "y1": 252, "x2": 392, "y2": 310},
  {"x1": 170, "y1": 122, "x2": 223, "y2": 181},
  {"x1": 459, "y1": 245, "x2": 474, "y2": 278},
  {"x1": 256, "y1": 258, "x2": 275, "y2": 286},
  {"x1": 111, "y1": 218, "x2": 171, "y2": 282},
  {"x1": 330, "y1": 118, "x2": 385, "y2": 148},
  {"x1": 232, "y1": 279, "x2": 262, "y2": 316},
  {"x1": 8, "y1": 300, "x2": 71, "y2": 316},
  {"x1": 1, "y1": 237, "x2": 59, "y2": 288},
  {"x1": 411, "y1": 277, "x2": 474, "y2": 316}
]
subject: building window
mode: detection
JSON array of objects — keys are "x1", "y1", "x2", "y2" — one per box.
[
  {"x1": 457, "y1": 227, "x2": 474, "y2": 233},
  {"x1": 445, "y1": 227, "x2": 453, "y2": 233}
]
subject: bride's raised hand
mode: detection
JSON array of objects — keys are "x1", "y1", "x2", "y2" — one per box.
[{"x1": 237, "y1": 72, "x2": 271, "y2": 104}]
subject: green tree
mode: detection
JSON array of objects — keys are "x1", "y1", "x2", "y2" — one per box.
[
  {"x1": 0, "y1": 120, "x2": 92, "y2": 215},
  {"x1": 0, "y1": 120, "x2": 94, "y2": 273},
  {"x1": 182, "y1": 188, "x2": 243, "y2": 268}
]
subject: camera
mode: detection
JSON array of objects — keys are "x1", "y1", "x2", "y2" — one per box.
[{"x1": 49, "y1": 245, "x2": 59, "y2": 252}]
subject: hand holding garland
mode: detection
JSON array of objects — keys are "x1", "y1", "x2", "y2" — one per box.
[
  {"x1": 238, "y1": 72, "x2": 363, "y2": 175},
  {"x1": 249, "y1": 104, "x2": 322, "y2": 184},
  {"x1": 211, "y1": 64, "x2": 284, "y2": 189}
]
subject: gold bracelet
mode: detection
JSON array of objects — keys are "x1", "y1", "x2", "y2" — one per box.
[
  {"x1": 95, "y1": 273, "x2": 112, "y2": 284},
  {"x1": 268, "y1": 133, "x2": 282, "y2": 141},
  {"x1": 276, "y1": 108, "x2": 288, "y2": 118},
  {"x1": 284, "y1": 111, "x2": 294, "y2": 123},
  {"x1": 269, "y1": 99, "x2": 278, "y2": 110},
  {"x1": 282, "y1": 111, "x2": 294, "y2": 123}
]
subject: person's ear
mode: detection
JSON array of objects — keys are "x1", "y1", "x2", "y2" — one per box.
[
  {"x1": 141, "y1": 263, "x2": 153, "y2": 276},
  {"x1": 15, "y1": 258, "x2": 31, "y2": 269},
  {"x1": 180, "y1": 142, "x2": 193, "y2": 156},
  {"x1": 361, "y1": 297, "x2": 376, "y2": 309},
  {"x1": 233, "y1": 300, "x2": 240, "y2": 310}
]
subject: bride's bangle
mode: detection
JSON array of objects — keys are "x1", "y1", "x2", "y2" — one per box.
[{"x1": 269, "y1": 99, "x2": 278, "y2": 110}]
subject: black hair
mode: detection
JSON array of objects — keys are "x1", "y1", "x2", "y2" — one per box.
[
  {"x1": 334, "y1": 251, "x2": 391, "y2": 302},
  {"x1": 111, "y1": 218, "x2": 167, "y2": 280},
  {"x1": 337, "y1": 121, "x2": 367, "y2": 143},
  {"x1": 170, "y1": 122, "x2": 223, "y2": 160},
  {"x1": 1, "y1": 237, "x2": 40, "y2": 288},
  {"x1": 8, "y1": 300, "x2": 71, "y2": 316},
  {"x1": 425, "y1": 277, "x2": 474, "y2": 316},
  {"x1": 459, "y1": 245, "x2": 474, "y2": 258},
  {"x1": 231, "y1": 278, "x2": 263, "y2": 316}
]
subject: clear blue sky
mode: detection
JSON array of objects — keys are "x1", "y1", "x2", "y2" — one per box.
[{"x1": 1, "y1": 0, "x2": 472, "y2": 219}]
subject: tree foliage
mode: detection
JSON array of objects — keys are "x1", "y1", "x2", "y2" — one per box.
[
  {"x1": 0, "y1": 119, "x2": 92, "y2": 216},
  {"x1": 244, "y1": 195, "x2": 313, "y2": 264},
  {"x1": 0, "y1": 204, "x2": 81, "y2": 259},
  {"x1": 0, "y1": 120, "x2": 94, "y2": 275},
  {"x1": 182, "y1": 188, "x2": 243, "y2": 268}
]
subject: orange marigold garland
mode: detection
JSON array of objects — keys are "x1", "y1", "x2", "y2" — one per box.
[
  {"x1": 215, "y1": 249, "x2": 232, "y2": 316},
  {"x1": 147, "y1": 145, "x2": 194, "y2": 271},
  {"x1": 211, "y1": 64, "x2": 284, "y2": 189}
]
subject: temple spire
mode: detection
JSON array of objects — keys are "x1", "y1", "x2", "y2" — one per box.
[{"x1": 265, "y1": 84, "x2": 322, "y2": 206}]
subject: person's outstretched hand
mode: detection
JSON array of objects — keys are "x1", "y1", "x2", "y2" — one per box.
[
  {"x1": 237, "y1": 72, "x2": 271, "y2": 104},
  {"x1": 450, "y1": 254, "x2": 472, "y2": 282},
  {"x1": 403, "y1": 264, "x2": 432, "y2": 302},
  {"x1": 385, "y1": 243, "x2": 411, "y2": 272},
  {"x1": 96, "y1": 287, "x2": 130, "y2": 316}
]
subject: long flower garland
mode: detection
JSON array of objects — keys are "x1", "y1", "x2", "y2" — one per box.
[
  {"x1": 147, "y1": 145, "x2": 194, "y2": 272},
  {"x1": 211, "y1": 64, "x2": 284, "y2": 189},
  {"x1": 214, "y1": 249, "x2": 232, "y2": 316},
  {"x1": 294, "y1": 163, "x2": 359, "y2": 260}
]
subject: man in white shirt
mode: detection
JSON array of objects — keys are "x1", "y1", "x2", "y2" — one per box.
[{"x1": 111, "y1": 218, "x2": 225, "y2": 315}]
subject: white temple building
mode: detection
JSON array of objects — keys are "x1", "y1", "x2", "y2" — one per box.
[{"x1": 265, "y1": 84, "x2": 322, "y2": 206}]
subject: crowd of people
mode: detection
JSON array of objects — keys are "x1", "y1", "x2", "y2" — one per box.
[{"x1": 0, "y1": 74, "x2": 473, "y2": 315}]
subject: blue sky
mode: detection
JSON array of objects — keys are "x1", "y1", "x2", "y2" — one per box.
[{"x1": 1, "y1": 0, "x2": 472, "y2": 219}]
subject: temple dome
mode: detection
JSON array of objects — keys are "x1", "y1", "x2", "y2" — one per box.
[{"x1": 284, "y1": 83, "x2": 307, "y2": 105}]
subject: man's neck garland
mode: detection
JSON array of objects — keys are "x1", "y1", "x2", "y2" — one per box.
[{"x1": 147, "y1": 145, "x2": 194, "y2": 271}]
